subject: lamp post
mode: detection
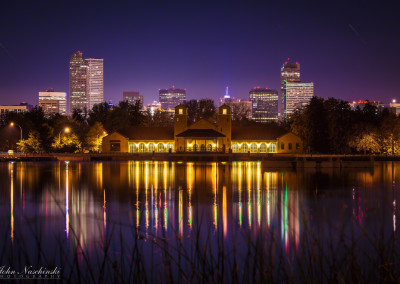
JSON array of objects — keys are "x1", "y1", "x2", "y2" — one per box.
[
  {"x1": 96, "y1": 131, "x2": 107, "y2": 153},
  {"x1": 10, "y1": 122, "x2": 22, "y2": 141},
  {"x1": 59, "y1": 127, "x2": 70, "y2": 144}
]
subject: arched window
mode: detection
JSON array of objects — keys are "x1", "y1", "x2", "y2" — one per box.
[
  {"x1": 129, "y1": 144, "x2": 136, "y2": 153},
  {"x1": 250, "y1": 143, "x2": 257, "y2": 153},
  {"x1": 207, "y1": 144, "x2": 212, "y2": 152},
  {"x1": 167, "y1": 143, "x2": 174, "y2": 152},
  {"x1": 139, "y1": 143, "x2": 145, "y2": 153},
  {"x1": 200, "y1": 144, "x2": 205, "y2": 152},
  {"x1": 241, "y1": 144, "x2": 248, "y2": 153},
  {"x1": 232, "y1": 144, "x2": 239, "y2": 153},
  {"x1": 260, "y1": 143, "x2": 267, "y2": 153},
  {"x1": 269, "y1": 143, "x2": 276, "y2": 153},
  {"x1": 193, "y1": 144, "x2": 198, "y2": 152},
  {"x1": 158, "y1": 143, "x2": 164, "y2": 152},
  {"x1": 148, "y1": 143, "x2": 155, "y2": 152}
]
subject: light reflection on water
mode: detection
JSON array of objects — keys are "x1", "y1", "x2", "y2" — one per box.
[{"x1": 1, "y1": 160, "x2": 399, "y2": 268}]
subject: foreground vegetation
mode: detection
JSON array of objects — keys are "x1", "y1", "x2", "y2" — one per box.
[{"x1": 3, "y1": 203, "x2": 399, "y2": 283}]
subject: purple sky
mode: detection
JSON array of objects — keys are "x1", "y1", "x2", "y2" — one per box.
[{"x1": 0, "y1": 0, "x2": 399, "y2": 107}]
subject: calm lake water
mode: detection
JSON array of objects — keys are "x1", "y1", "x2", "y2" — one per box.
[{"x1": 0, "y1": 161, "x2": 399, "y2": 282}]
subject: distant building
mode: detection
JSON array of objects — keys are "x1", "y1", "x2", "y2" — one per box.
[
  {"x1": 39, "y1": 89, "x2": 67, "y2": 117},
  {"x1": 284, "y1": 82, "x2": 314, "y2": 117},
  {"x1": 249, "y1": 87, "x2": 279, "y2": 123},
  {"x1": 69, "y1": 51, "x2": 89, "y2": 113},
  {"x1": 219, "y1": 86, "x2": 233, "y2": 105},
  {"x1": 281, "y1": 61, "x2": 301, "y2": 118},
  {"x1": 123, "y1": 91, "x2": 143, "y2": 109},
  {"x1": 349, "y1": 100, "x2": 383, "y2": 111},
  {"x1": 144, "y1": 101, "x2": 162, "y2": 116},
  {"x1": 87, "y1": 58, "x2": 104, "y2": 110},
  {"x1": 0, "y1": 105, "x2": 28, "y2": 124},
  {"x1": 389, "y1": 100, "x2": 400, "y2": 115},
  {"x1": 19, "y1": 101, "x2": 33, "y2": 112},
  {"x1": 219, "y1": 86, "x2": 252, "y2": 120},
  {"x1": 159, "y1": 87, "x2": 186, "y2": 110}
]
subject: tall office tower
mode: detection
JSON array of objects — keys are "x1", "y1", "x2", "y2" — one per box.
[
  {"x1": 69, "y1": 51, "x2": 89, "y2": 114},
  {"x1": 123, "y1": 91, "x2": 143, "y2": 109},
  {"x1": 39, "y1": 89, "x2": 67, "y2": 117},
  {"x1": 281, "y1": 61, "x2": 301, "y2": 118},
  {"x1": 159, "y1": 86, "x2": 186, "y2": 110},
  {"x1": 249, "y1": 87, "x2": 279, "y2": 123},
  {"x1": 87, "y1": 58, "x2": 104, "y2": 110},
  {"x1": 284, "y1": 82, "x2": 314, "y2": 116}
]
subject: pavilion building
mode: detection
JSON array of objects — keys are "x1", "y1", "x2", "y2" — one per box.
[{"x1": 102, "y1": 104, "x2": 302, "y2": 154}]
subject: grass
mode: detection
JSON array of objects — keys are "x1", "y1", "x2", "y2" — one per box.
[{"x1": 2, "y1": 197, "x2": 399, "y2": 284}]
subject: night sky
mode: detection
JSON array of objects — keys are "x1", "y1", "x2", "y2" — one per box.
[{"x1": 0, "y1": 0, "x2": 399, "y2": 107}]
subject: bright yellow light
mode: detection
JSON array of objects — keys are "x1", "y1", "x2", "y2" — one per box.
[
  {"x1": 65, "y1": 127, "x2": 70, "y2": 133},
  {"x1": 10, "y1": 122, "x2": 14, "y2": 126}
]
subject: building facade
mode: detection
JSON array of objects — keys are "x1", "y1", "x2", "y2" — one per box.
[
  {"x1": 0, "y1": 105, "x2": 28, "y2": 124},
  {"x1": 159, "y1": 87, "x2": 186, "y2": 110},
  {"x1": 87, "y1": 58, "x2": 104, "y2": 110},
  {"x1": 102, "y1": 104, "x2": 302, "y2": 154},
  {"x1": 123, "y1": 91, "x2": 143, "y2": 109},
  {"x1": 389, "y1": 100, "x2": 400, "y2": 115},
  {"x1": 69, "y1": 51, "x2": 89, "y2": 113},
  {"x1": 284, "y1": 82, "x2": 314, "y2": 117},
  {"x1": 280, "y1": 61, "x2": 301, "y2": 118},
  {"x1": 39, "y1": 90, "x2": 67, "y2": 116},
  {"x1": 249, "y1": 87, "x2": 279, "y2": 122}
]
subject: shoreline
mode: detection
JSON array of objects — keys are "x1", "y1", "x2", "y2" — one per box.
[{"x1": 1, "y1": 153, "x2": 400, "y2": 167}]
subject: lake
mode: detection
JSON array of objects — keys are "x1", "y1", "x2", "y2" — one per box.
[{"x1": 0, "y1": 161, "x2": 399, "y2": 282}]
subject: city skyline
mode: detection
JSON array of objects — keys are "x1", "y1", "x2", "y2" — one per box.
[{"x1": 1, "y1": 1, "x2": 399, "y2": 107}]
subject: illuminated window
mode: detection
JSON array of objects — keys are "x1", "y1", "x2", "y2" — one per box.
[
  {"x1": 260, "y1": 143, "x2": 267, "y2": 153},
  {"x1": 207, "y1": 144, "x2": 212, "y2": 152},
  {"x1": 193, "y1": 144, "x2": 198, "y2": 152},
  {"x1": 129, "y1": 144, "x2": 136, "y2": 153},
  {"x1": 167, "y1": 143, "x2": 174, "y2": 152},
  {"x1": 223, "y1": 108, "x2": 227, "y2": 115},
  {"x1": 179, "y1": 108, "x2": 183, "y2": 114},
  {"x1": 200, "y1": 144, "x2": 205, "y2": 151},
  {"x1": 250, "y1": 143, "x2": 257, "y2": 153},
  {"x1": 241, "y1": 144, "x2": 248, "y2": 153},
  {"x1": 139, "y1": 143, "x2": 145, "y2": 152},
  {"x1": 149, "y1": 143, "x2": 155, "y2": 152},
  {"x1": 269, "y1": 144, "x2": 276, "y2": 153},
  {"x1": 158, "y1": 143, "x2": 164, "y2": 152},
  {"x1": 232, "y1": 144, "x2": 239, "y2": 153}
]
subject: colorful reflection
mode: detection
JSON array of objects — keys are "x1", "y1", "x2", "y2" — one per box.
[{"x1": 3, "y1": 160, "x2": 399, "y2": 263}]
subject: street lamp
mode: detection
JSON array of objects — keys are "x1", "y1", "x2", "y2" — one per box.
[
  {"x1": 59, "y1": 127, "x2": 70, "y2": 144},
  {"x1": 10, "y1": 122, "x2": 22, "y2": 141},
  {"x1": 96, "y1": 131, "x2": 107, "y2": 153}
]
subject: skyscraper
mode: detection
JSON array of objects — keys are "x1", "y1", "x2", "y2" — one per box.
[
  {"x1": 280, "y1": 61, "x2": 300, "y2": 118},
  {"x1": 284, "y1": 82, "x2": 314, "y2": 116},
  {"x1": 87, "y1": 58, "x2": 104, "y2": 110},
  {"x1": 69, "y1": 51, "x2": 89, "y2": 113},
  {"x1": 249, "y1": 87, "x2": 279, "y2": 123},
  {"x1": 39, "y1": 89, "x2": 67, "y2": 117},
  {"x1": 159, "y1": 86, "x2": 186, "y2": 110},
  {"x1": 123, "y1": 91, "x2": 143, "y2": 109}
]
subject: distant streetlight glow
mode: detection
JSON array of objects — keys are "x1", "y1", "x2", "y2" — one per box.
[{"x1": 59, "y1": 127, "x2": 71, "y2": 144}]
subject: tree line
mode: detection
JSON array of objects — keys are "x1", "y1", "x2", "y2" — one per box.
[
  {"x1": 0, "y1": 99, "x2": 257, "y2": 153},
  {"x1": 287, "y1": 97, "x2": 400, "y2": 154}
]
